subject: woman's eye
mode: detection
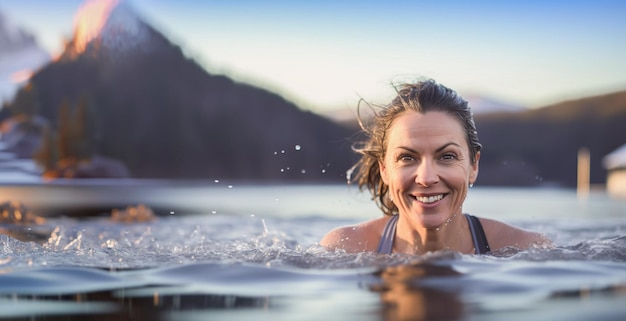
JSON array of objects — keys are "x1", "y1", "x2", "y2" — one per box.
[
  {"x1": 441, "y1": 153, "x2": 457, "y2": 161},
  {"x1": 398, "y1": 154, "x2": 414, "y2": 162}
]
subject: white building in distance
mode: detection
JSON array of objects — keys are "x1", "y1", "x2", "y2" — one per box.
[{"x1": 603, "y1": 144, "x2": 626, "y2": 199}]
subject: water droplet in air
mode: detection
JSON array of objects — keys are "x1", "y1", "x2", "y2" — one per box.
[
  {"x1": 228, "y1": 185, "x2": 233, "y2": 189},
  {"x1": 295, "y1": 145, "x2": 301, "y2": 151},
  {"x1": 301, "y1": 169, "x2": 306, "y2": 174},
  {"x1": 281, "y1": 150, "x2": 285, "y2": 154},
  {"x1": 170, "y1": 211, "x2": 175, "y2": 215},
  {"x1": 214, "y1": 179, "x2": 220, "y2": 183},
  {"x1": 321, "y1": 169, "x2": 326, "y2": 174},
  {"x1": 346, "y1": 166, "x2": 355, "y2": 184}
]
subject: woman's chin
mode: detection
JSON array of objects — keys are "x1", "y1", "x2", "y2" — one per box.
[{"x1": 412, "y1": 213, "x2": 448, "y2": 230}]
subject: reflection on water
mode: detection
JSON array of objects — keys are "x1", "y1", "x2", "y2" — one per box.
[
  {"x1": 5, "y1": 290, "x2": 270, "y2": 321},
  {"x1": 371, "y1": 262, "x2": 464, "y2": 321}
]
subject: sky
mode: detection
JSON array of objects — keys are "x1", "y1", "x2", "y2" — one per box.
[{"x1": 1, "y1": 0, "x2": 625, "y2": 115}]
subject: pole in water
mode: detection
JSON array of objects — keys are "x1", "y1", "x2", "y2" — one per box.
[{"x1": 577, "y1": 147, "x2": 590, "y2": 199}]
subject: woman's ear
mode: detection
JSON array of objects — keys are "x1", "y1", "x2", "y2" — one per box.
[
  {"x1": 470, "y1": 151, "x2": 480, "y2": 184},
  {"x1": 379, "y1": 160, "x2": 389, "y2": 185}
]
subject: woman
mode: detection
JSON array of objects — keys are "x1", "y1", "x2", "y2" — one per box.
[{"x1": 320, "y1": 79, "x2": 550, "y2": 254}]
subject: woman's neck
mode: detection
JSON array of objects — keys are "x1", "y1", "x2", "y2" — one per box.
[{"x1": 394, "y1": 213, "x2": 473, "y2": 254}]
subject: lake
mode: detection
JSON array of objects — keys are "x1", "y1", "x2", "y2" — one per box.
[{"x1": 1, "y1": 180, "x2": 625, "y2": 321}]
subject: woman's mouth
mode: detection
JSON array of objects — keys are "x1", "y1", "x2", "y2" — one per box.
[{"x1": 414, "y1": 194, "x2": 445, "y2": 204}]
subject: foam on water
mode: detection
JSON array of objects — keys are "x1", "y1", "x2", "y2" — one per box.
[{"x1": 2, "y1": 211, "x2": 626, "y2": 271}]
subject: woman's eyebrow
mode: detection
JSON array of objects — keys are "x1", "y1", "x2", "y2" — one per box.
[
  {"x1": 393, "y1": 143, "x2": 462, "y2": 154},
  {"x1": 435, "y1": 142, "x2": 462, "y2": 153},
  {"x1": 394, "y1": 146, "x2": 418, "y2": 153}
]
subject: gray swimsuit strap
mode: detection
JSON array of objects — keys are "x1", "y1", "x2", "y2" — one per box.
[
  {"x1": 376, "y1": 215, "x2": 399, "y2": 254},
  {"x1": 376, "y1": 213, "x2": 490, "y2": 254},
  {"x1": 465, "y1": 214, "x2": 491, "y2": 254}
]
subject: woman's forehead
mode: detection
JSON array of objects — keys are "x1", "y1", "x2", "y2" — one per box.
[{"x1": 386, "y1": 111, "x2": 466, "y2": 142}]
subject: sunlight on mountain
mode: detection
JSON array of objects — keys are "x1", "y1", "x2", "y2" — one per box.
[
  {"x1": 73, "y1": 0, "x2": 120, "y2": 55},
  {"x1": 10, "y1": 70, "x2": 32, "y2": 84}
]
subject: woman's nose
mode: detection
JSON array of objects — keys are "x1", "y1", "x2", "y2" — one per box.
[{"x1": 415, "y1": 160, "x2": 439, "y2": 187}]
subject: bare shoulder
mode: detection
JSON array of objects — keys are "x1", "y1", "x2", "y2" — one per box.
[
  {"x1": 479, "y1": 217, "x2": 552, "y2": 250},
  {"x1": 319, "y1": 217, "x2": 388, "y2": 253}
]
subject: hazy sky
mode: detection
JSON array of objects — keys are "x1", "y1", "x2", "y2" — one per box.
[{"x1": 1, "y1": 0, "x2": 625, "y2": 113}]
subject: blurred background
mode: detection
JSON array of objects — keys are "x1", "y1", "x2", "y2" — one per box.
[{"x1": 0, "y1": 0, "x2": 625, "y2": 195}]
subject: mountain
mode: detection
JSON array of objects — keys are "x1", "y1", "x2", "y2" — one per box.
[
  {"x1": 474, "y1": 90, "x2": 626, "y2": 187},
  {"x1": 60, "y1": 0, "x2": 160, "y2": 61},
  {"x1": 2, "y1": 0, "x2": 355, "y2": 181},
  {"x1": 463, "y1": 94, "x2": 526, "y2": 114},
  {"x1": 0, "y1": 11, "x2": 50, "y2": 102}
]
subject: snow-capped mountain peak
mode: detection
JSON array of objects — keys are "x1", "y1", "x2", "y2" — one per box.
[
  {"x1": 66, "y1": 0, "x2": 153, "y2": 58},
  {"x1": 463, "y1": 93, "x2": 526, "y2": 114},
  {"x1": 73, "y1": 0, "x2": 121, "y2": 53}
]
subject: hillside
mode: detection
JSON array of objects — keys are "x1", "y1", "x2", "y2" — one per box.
[{"x1": 475, "y1": 90, "x2": 626, "y2": 187}]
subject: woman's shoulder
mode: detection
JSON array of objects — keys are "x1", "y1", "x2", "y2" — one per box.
[
  {"x1": 477, "y1": 216, "x2": 552, "y2": 250},
  {"x1": 319, "y1": 216, "x2": 390, "y2": 253}
]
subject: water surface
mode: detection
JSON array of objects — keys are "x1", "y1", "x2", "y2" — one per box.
[{"x1": 1, "y1": 182, "x2": 625, "y2": 320}]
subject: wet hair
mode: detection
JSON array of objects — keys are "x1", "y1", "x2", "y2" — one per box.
[{"x1": 348, "y1": 79, "x2": 482, "y2": 216}]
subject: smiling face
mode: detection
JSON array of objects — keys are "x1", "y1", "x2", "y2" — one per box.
[{"x1": 379, "y1": 111, "x2": 479, "y2": 229}]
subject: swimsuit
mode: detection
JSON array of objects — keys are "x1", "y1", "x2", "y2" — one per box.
[{"x1": 376, "y1": 214, "x2": 491, "y2": 254}]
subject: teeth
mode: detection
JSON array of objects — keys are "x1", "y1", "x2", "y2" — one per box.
[{"x1": 416, "y1": 194, "x2": 443, "y2": 203}]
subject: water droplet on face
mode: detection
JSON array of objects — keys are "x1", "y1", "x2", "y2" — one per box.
[{"x1": 295, "y1": 145, "x2": 301, "y2": 151}]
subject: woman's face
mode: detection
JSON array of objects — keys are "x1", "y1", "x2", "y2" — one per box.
[{"x1": 379, "y1": 111, "x2": 479, "y2": 229}]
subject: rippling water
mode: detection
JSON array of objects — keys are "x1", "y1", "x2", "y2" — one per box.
[{"x1": 1, "y1": 181, "x2": 625, "y2": 320}]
